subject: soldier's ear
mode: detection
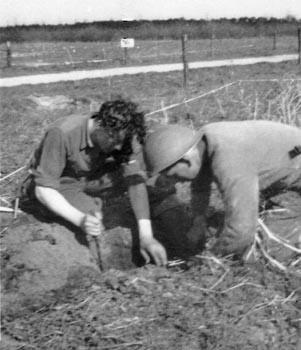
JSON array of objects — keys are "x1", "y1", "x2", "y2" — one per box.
[{"x1": 178, "y1": 158, "x2": 191, "y2": 166}]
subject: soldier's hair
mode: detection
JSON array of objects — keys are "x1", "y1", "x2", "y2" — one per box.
[{"x1": 92, "y1": 98, "x2": 146, "y2": 163}]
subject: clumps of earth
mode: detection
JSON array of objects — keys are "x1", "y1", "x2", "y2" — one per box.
[
  {"x1": 1, "y1": 191, "x2": 300, "y2": 349},
  {"x1": 28, "y1": 95, "x2": 100, "y2": 111}
]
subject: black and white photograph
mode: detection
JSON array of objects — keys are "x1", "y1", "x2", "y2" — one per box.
[{"x1": 1, "y1": 1, "x2": 301, "y2": 349}]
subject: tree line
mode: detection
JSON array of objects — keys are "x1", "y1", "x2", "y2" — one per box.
[{"x1": 1, "y1": 17, "x2": 300, "y2": 43}]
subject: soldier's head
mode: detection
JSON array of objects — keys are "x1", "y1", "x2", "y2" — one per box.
[
  {"x1": 144, "y1": 125, "x2": 203, "y2": 180},
  {"x1": 91, "y1": 98, "x2": 146, "y2": 162}
]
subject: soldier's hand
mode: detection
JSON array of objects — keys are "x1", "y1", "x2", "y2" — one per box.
[
  {"x1": 80, "y1": 211, "x2": 104, "y2": 236},
  {"x1": 140, "y1": 237, "x2": 167, "y2": 266}
]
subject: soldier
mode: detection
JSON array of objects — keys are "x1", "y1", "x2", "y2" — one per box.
[
  {"x1": 20, "y1": 99, "x2": 173, "y2": 265},
  {"x1": 143, "y1": 121, "x2": 301, "y2": 259}
]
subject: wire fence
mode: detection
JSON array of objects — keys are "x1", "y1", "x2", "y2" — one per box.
[
  {"x1": 1, "y1": 32, "x2": 301, "y2": 71},
  {"x1": 145, "y1": 78, "x2": 301, "y2": 128}
]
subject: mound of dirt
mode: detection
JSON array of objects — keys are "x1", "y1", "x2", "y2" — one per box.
[
  {"x1": 28, "y1": 95, "x2": 74, "y2": 110},
  {"x1": 0, "y1": 211, "x2": 136, "y2": 311}
]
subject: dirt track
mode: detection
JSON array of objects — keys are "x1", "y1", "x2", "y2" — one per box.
[{"x1": 0, "y1": 53, "x2": 298, "y2": 87}]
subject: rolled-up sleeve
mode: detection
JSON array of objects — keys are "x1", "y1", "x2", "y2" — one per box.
[
  {"x1": 32, "y1": 128, "x2": 66, "y2": 190},
  {"x1": 122, "y1": 137, "x2": 147, "y2": 187}
]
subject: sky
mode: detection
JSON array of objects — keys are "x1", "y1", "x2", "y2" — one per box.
[{"x1": 1, "y1": 0, "x2": 301, "y2": 27}]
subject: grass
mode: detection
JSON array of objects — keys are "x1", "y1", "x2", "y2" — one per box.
[
  {"x1": 0, "y1": 35, "x2": 299, "y2": 77},
  {"x1": 1, "y1": 61, "x2": 301, "y2": 188}
]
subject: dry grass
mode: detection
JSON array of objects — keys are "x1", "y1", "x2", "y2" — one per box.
[
  {"x1": 2, "y1": 257, "x2": 300, "y2": 350},
  {"x1": 268, "y1": 80, "x2": 301, "y2": 126}
]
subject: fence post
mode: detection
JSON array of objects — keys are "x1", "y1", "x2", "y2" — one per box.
[
  {"x1": 298, "y1": 28, "x2": 301, "y2": 65},
  {"x1": 123, "y1": 47, "x2": 128, "y2": 65},
  {"x1": 272, "y1": 32, "x2": 277, "y2": 50},
  {"x1": 210, "y1": 31, "x2": 215, "y2": 57},
  {"x1": 181, "y1": 34, "x2": 189, "y2": 89},
  {"x1": 6, "y1": 41, "x2": 11, "y2": 68}
]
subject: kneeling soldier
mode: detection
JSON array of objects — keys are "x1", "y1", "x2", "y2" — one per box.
[{"x1": 144, "y1": 121, "x2": 301, "y2": 259}]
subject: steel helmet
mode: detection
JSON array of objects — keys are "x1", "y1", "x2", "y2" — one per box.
[{"x1": 144, "y1": 125, "x2": 202, "y2": 176}]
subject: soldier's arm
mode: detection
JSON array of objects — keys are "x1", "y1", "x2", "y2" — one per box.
[
  {"x1": 188, "y1": 164, "x2": 213, "y2": 246},
  {"x1": 123, "y1": 139, "x2": 167, "y2": 266},
  {"x1": 212, "y1": 174, "x2": 259, "y2": 257},
  {"x1": 33, "y1": 128, "x2": 102, "y2": 236}
]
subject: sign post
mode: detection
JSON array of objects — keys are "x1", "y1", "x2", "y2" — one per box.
[
  {"x1": 6, "y1": 41, "x2": 11, "y2": 68},
  {"x1": 298, "y1": 28, "x2": 301, "y2": 64},
  {"x1": 120, "y1": 38, "x2": 135, "y2": 65}
]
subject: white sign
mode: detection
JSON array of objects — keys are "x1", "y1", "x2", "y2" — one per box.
[{"x1": 120, "y1": 38, "x2": 135, "y2": 48}]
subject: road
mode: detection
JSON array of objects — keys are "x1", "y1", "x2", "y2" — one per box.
[{"x1": 0, "y1": 53, "x2": 298, "y2": 88}]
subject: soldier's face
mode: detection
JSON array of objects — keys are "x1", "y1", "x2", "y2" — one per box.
[{"x1": 92, "y1": 128, "x2": 127, "y2": 154}]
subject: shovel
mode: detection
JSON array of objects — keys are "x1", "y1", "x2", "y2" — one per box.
[{"x1": 87, "y1": 198, "x2": 104, "y2": 271}]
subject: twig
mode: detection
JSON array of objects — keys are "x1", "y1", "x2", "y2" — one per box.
[
  {"x1": 102, "y1": 317, "x2": 140, "y2": 330},
  {"x1": 258, "y1": 218, "x2": 301, "y2": 254},
  {"x1": 209, "y1": 270, "x2": 229, "y2": 290},
  {"x1": 281, "y1": 291, "x2": 296, "y2": 304},
  {"x1": 130, "y1": 277, "x2": 155, "y2": 285},
  {"x1": 244, "y1": 236, "x2": 258, "y2": 261},
  {"x1": 16, "y1": 344, "x2": 38, "y2": 350},
  {"x1": 262, "y1": 208, "x2": 289, "y2": 215},
  {"x1": 0, "y1": 196, "x2": 10, "y2": 205},
  {"x1": 290, "y1": 257, "x2": 301, "y2": 267},
  {"x1": 0, "y1": 227, "x2": 8, "y2": 235},
  {"x1": 0, "y1": 166, "x2": 26, "y2": 182},
  {"x1": 220, "y1": 279, "x2": 263, "y2": 294},
  {"x1": 101, "y1": 342, "x2": 143, "y2": 350},
  {"x1": 284, "y1": 227, "x2": 301, "y2": 241},
  {"x1": 255, "y1": 235, "x2": 287, "y2": 271},
  {"x1": 195, "y1": 254, "x2": 226, "y2": 268},
  {"x1": 14, "y1": 197, "x2": 19, "y2": 219},
  {"x1": 182, "y1": 282, "x2": 217, "y2": 294},
  {"x1": 74, "y1": 296, "x2": 93, "y2": 309},
  {"x1": 234, "y1": 295, "x2": 281, "y2": 324},
  {"x1": 160, "y1": 100, "x2": 169, "y2": 123}
]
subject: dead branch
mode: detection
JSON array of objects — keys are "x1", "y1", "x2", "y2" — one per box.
[
  {"x1": 209, "y1": 270, "x2": 229, "y2": 290},
  {"x1": 258, "y1": 218, "x2": 301, "y2": 254},
  {"x1": 290, "y1": 257, "x2": 301, "y2": 267},
  {"x1": 220, "y1": 279, "x2": 263, "y2": 294},
  {"x1": 195, "y1": 254, "x2": 227, "y2": 269},
  {"x1": 0, "y1": 166, "x2": 26, "y2": 183},
  {"x1": 101, "y1": 341, "x2": 143, "y2": 349},
  {"x1": 255, "y1": 234, "x2": 287, "y2": 271}
]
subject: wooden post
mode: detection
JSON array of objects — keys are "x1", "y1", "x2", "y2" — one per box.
[
  {"x1": 298, "y1": 28, "x2": 301, "y2": 65},
  {"x1": 210, "y1": 31, "x2": 215, "y2": 57},
  {"x1": 6, "y1": 41, "x2": 11, "y2": 68},
  {"x1": 272, "y1": 32, "x2": 276, "y2": 50},
  {"x1": 123, "y1": 47, "x2": 128, "y2": 65},
  {"x1": 181, "y1": 34, "x2": 188, "y2": 89}
]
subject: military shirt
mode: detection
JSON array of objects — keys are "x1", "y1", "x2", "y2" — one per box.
[{"x1": 191, "y1": 120, "x2": 301, "y2": 256}]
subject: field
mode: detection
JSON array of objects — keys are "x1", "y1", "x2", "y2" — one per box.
[
  {"x1": 0, "y1": 35, "x2": 299, "y2": 77},
  {"x1": 1, "y1": 38, "x2": 301, "y2": 350}
]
